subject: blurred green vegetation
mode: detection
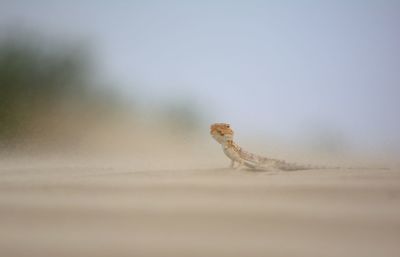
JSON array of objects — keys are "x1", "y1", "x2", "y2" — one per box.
[
  {"x1": 0, "y1": 31, "x2": 204, "y2": 149},
  {"x1": 0, "y1": 32, "x2": 102, "y2": 145}
]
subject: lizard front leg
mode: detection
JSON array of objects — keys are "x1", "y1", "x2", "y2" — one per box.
[
  {"x1": 230, "y1": 160, "x2": 236, "y2": 168},
  {"x1": 234, "y1": 159, "x2": 245, "y2": 170}
]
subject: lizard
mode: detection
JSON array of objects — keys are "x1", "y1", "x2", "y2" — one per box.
[{"x1": 210, "y1": 123, "x2": 332, "y2": 171}]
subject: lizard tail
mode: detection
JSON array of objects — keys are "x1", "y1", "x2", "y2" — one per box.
[
  {"x1": 259, "y1": 157, "x2": 337, "y2": 171},
  {"x1": 258, "y1": 157, "x2": 388, "y2": 171}
]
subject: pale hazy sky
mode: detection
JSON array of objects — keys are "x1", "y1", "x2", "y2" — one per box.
[{"x1": 1, "y1": 1, "x2": 399, "y2": 151}]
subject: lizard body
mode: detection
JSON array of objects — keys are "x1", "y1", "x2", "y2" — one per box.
[{"x1": 210, "y1": 123, "x2": 328, "y2": 171}]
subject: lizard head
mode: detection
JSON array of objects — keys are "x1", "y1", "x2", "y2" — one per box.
[{"x1": 210, "y1": 123, "x2": 234, "y2": 144}]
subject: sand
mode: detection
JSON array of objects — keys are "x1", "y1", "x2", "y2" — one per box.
[{"x1": 0, "y1": 155, "x2": 399, "y2": 257}]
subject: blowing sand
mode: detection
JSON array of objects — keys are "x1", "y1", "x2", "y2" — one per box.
[{"x1": 0, "y1": 154, "x2": 399, "y2": 257}]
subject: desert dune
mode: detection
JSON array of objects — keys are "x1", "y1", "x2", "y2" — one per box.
[{"x1": 0, "y1": 152, "x2": 399, "y2": 257}]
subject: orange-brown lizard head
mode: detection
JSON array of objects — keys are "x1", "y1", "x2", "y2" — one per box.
[{"x1": 210, "y1": 123, "x2": 234, "y2": 144}]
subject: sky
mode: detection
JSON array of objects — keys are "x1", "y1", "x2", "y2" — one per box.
[{"x1": 1, "y1": 1, "x2": 399, "y2": 151}]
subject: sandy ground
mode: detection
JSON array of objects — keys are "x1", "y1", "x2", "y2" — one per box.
[{"x1": 0, "y1": 154, "x2": 399, "y2": 257}]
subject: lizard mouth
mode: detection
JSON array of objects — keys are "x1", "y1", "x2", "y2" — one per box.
[{"x1": 210, "y1": 130, "x2": 224, "y2": 136}]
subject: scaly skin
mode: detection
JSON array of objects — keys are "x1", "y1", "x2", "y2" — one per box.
[{"x1": 210, "y1": 123, "x2": 327, "y2": 171}]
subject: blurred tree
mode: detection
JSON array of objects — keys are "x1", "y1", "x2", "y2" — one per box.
[
  {"x1": 0, "y1": 30, "x2": 204, "y2": 150},
  {"x1": 0, "y1": 32, "x2": 92, "y2": 145}
]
